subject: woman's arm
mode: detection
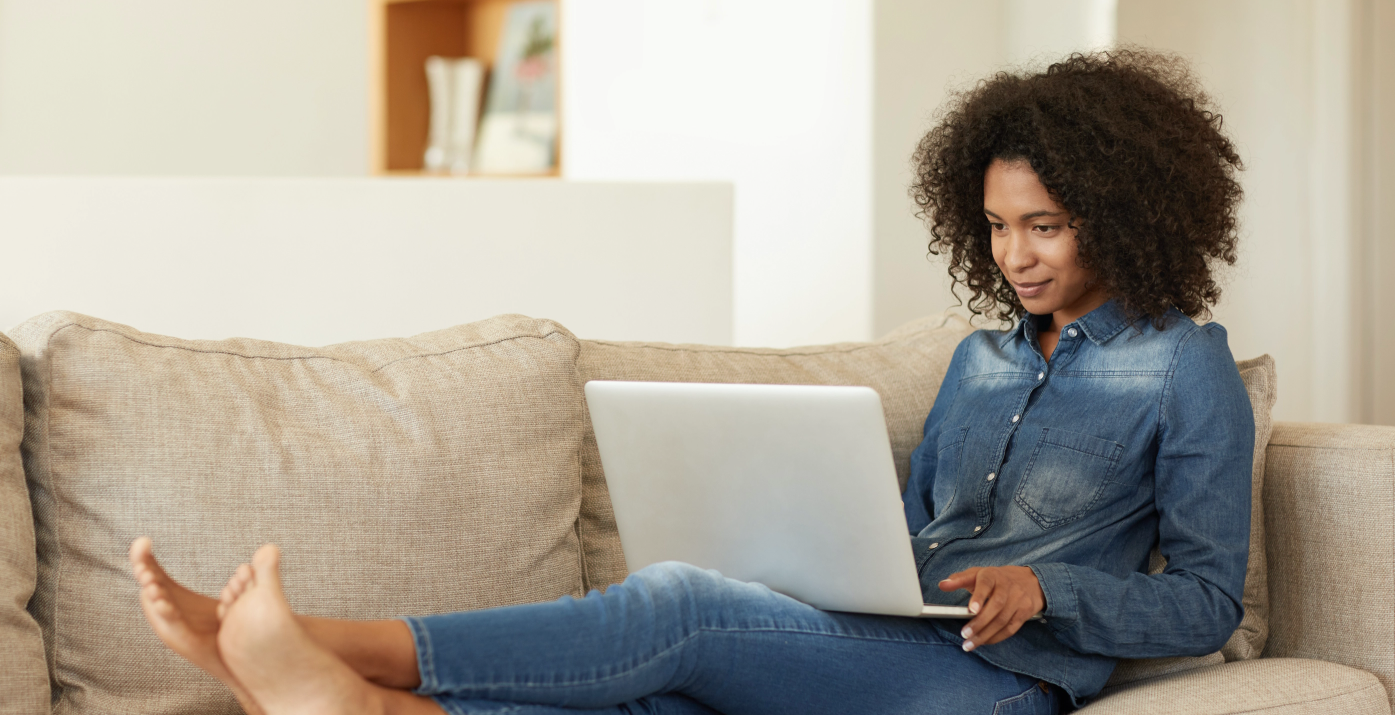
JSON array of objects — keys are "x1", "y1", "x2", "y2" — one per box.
[{"x1": 1029, "y1": 324, "x2": 1254, "y2": 657}]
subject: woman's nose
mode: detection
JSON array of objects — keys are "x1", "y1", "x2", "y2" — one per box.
[{"x1": 1002, "y1": 231, "x2": 1036, "y2": 272}]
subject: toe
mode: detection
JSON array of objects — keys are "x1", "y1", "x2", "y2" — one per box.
[
  {"x1": 129, "y1": 536, "x2": 176, "y2": 585},
  {"x1": 129, "y1": 537, "x2": 153, "y2": 571},
  {"x1": 234, "y1": 563, "x2": 252, "y2": 591},
  {"x1": 144, "y1": 585, "x2": 181, "y2": 620},
  {"x1": 251, "y1": 544, "x2": 282, "y2": 586},
  {"x1": 154, "y1": 597, "x2": 178, "y2": 618},
  {"x1": 224, "y1": 565, "x2": 251, "y2": 601}
]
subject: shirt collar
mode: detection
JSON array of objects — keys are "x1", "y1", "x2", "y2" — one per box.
[{"x1": 996, "y1": 298, "x2": 1134, "y2": 348}]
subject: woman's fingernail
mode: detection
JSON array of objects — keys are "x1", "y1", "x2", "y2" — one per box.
[
  {"x1": 961, "y1": 625, "x2": 973, "y2": 639},
  {"x1": 962, "y1": 640, "x2": 975, "y2": 652},
  {"x1": 969, "y1": 602, "x2": 980, "y2": 614}
]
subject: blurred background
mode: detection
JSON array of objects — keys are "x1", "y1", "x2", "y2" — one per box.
[{"x1": 0, "y1": 0, "x2": 1389, "y2": 425}]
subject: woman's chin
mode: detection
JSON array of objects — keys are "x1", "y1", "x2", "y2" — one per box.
[{"x1": 1017, "y1": 296, "x2": 1059, "y2": 316}]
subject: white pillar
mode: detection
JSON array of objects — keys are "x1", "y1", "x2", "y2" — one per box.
[{"x1": 562, "y1": 0, "x2": 874, "y2": 348}]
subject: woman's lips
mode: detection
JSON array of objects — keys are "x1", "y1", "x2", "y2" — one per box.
[{"x1": 1011, "y1": 279, "x2": 1050, "y2": 298}]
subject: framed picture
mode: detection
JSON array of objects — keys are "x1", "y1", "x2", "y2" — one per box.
[{"x1": 474, "y1": 1, "x2": 559, "y2": 175}]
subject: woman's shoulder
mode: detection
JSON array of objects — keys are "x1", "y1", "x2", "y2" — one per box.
[{"x1": 1115, "y1": 308, "x2": 1232, "y2": 359}]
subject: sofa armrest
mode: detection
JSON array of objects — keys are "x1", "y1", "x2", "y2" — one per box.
[{"x1": 1262, "y1": 421, "x2": 1395, "y2": 708}]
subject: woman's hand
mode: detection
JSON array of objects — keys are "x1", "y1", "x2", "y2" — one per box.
[{"x1": 938, "y1": 566, "x2": 1045, "y2": 651}]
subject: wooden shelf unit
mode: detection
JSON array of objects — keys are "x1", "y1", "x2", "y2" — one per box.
[{"x1": 370, "y1": 0, "x2": 561, "y2": 177}]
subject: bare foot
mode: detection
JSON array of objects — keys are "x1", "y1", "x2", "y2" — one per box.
[
  {"x1": 129, "y1": 538, "x2": 265, "y2": 715},
  {"x1": 218, "y1": 544, "x2": 393, "y2": 715},
  {"x1": 219, "y1": 548, "x2": 422, "y2": 691},
  {"x1": 218, "y1": 562, "x2": 254, "y2": 621}
]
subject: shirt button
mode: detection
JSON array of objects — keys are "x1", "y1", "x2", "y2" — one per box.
[
  {"x1": 1037, "y1": 372, "x2": 1045, "y2": 380},
  {"x1": 929, "y1": 542, "x2": 940, "y2": 549},
  {"x1": 973, "y1": 526, "x2": 982, "y2": 532},
  {"x1": 1011, "y1": 414, "x2": 1020, "y2": 423},
  {"x1": 1068, "y1": 328, "x2": 1079, "y2": 337},
  {"x1": 987, "y1": 472, "x2": 996, "y2": 481}
]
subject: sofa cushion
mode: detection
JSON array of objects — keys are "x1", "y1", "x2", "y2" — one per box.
[
  {"x1": 13, "y1": 312, "x2": 588, "y2": 715},
  {"x1": 1105, "y1": 354, "x2": 1278, "y2": 686},
  {"x1": 1222, "y1": 354, "x2": 1278, "y2": 661},
  {"x1": 1262, "y1": 422, "x2": 1395, "y2": 712},
  {"x1": 0, "y1": 332, "x2": 48, "y2": 715},
  {"x1": 1080, "y1": 658, "x2": 1390, "y2": 714},
  {"x1": 574, "y1": 312, "x2": 976, "y2": 591}
]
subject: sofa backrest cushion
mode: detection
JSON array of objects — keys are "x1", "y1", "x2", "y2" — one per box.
[
  {"x1": 12, "y1": 312, "x2": 588, "y2": 715},
  {"x1": 1220, "y1": 354, "x2": 1278, "y2": 661},
  {"x1": 574, "y1": 312, "x2": 976, "y2": 591},
  {"x1": 0, "y1": 332, "x2": 49, "y2": 715}
]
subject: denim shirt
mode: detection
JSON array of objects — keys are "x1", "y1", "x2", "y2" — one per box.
[{"x1": 903, "y1": 299, "x2": 1253, "y2": 706}]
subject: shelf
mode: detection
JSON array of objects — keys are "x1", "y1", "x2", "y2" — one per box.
[{"x1": 370, "y1": 0, "x2": 561, "y2": 177}]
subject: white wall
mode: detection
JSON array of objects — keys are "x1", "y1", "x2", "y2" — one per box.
[
  {"x1": 1002, "y1": 0, "x2": 1116, "y2": 65},
  {"x1": 0, "y1": 179, "x2": 733, "y2": 346},
  {"x1": 0, "y1": 0, "x2": 1388, "y2": 421},
  {"x1": 1117, "y1": 0, "x2": 1393, "y2": 424},
  {"x1": 0, "y1": 0, "x2": 368, "y2": 176},
  {"x1": 562, "y1": 0, "x2": 874, "y2": 348},
  {"x1": 870, "y1": 0, "x2": 1117, "y2": 337},
  {"x1": 1371, "y1": 0, "x2": 1395, "y2": 426},
  {"x1": 0, "y1": 0, "x2": 873, "y2": 350}
]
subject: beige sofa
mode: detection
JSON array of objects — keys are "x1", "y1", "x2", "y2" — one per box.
[{"x1": 0, "y1": 311, "x2": 1391, "y2": 715}]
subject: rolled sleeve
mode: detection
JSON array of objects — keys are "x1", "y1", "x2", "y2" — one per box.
[{"x1": 1029, "y1": 562, "x2": 1079, "y2": 633}]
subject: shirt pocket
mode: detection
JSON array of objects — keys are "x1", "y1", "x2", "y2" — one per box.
[
  {"x1": 932, "y1": 426, "x2": 969, "y2": 518},
  {"x1": 1014, "y1": 428, "x2": 1126, "y2": 530}
]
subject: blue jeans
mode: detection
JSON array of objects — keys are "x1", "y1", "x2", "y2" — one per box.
[{"x1": 402, "y1": 562, "x2": 1060, "y2": 715}]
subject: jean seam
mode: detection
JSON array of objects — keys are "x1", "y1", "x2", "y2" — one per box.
[
  {"x1": 404, "y1": 617, "x2": 440, "y2": 693},
  {"x1": 991, "y1": 683, "x2": 1041, "y2": 715},
  {"x1": 432, "y1": 696, "x2": 469, "y2": 715},
  {"x1": 426, "y1": 623, "x2": 959, "y2": 692}
]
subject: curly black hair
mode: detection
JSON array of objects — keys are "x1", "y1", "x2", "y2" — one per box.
[{"x1": 910, "y1": 49, "x2": 1243, "y2": 326}]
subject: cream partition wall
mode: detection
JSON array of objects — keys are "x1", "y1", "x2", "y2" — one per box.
[{"x1": 0, "y1": 179, "x2": 733, "y2": 346}]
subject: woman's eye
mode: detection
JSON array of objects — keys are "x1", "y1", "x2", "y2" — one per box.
[
  {"x1": 989, "y1": 222, "x2": 1007, "y2": 231},
  {"x1": 1033, "y1": 224, "x2": 1059, "y2": 233}
]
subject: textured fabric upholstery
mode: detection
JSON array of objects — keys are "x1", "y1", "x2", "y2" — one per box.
[
  {"x1": 11, "y1": 312, "x2": 589, "y2": 715},
  {"x1": 0, "y1": 332, "x2": 48, "y2": 715},
  {"x1": 1081, "y1": 658, "x2": 1390, "y2": 714},
  {"x1": 574, "y1": 312, "x2": 976, "y2": 591},
  {"x1": 4, "y1": 308, "x2": 1392, "y2": 714},
  {"x1": 1262, "y1": 422, "x2": 1395, "y2": 711},
  {"x1": 1222, "y1": 355, "x2": 1278, "y2": 661}
]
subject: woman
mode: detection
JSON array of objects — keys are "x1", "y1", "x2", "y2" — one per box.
[{"x1": 130, "y1": 49, "x2": 1253, "y2": 715}]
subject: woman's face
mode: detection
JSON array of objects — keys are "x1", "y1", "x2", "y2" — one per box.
[{"x1": 983, "y1": 158, "x2": 1109, "y2": 324}]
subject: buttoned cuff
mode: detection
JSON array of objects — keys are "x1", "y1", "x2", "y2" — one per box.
[{"x1": 1028, "y1": 562, "x2": 1079, "y2": 634}]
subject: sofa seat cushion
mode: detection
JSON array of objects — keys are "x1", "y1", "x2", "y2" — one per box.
[
  {"x1": 13, "y1": 312, "x2": 589, "y2": 715},
  {"x1": 574, "y1": 312, "x2": 976, "y2": 590},
  {"x1": 1080, "y1": 658, "x2": 1391, "y2": 714}
]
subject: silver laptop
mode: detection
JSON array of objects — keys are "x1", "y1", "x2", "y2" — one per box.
[{"x1": 584, "y1": 380, "x2": 971, "y2": 619}]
